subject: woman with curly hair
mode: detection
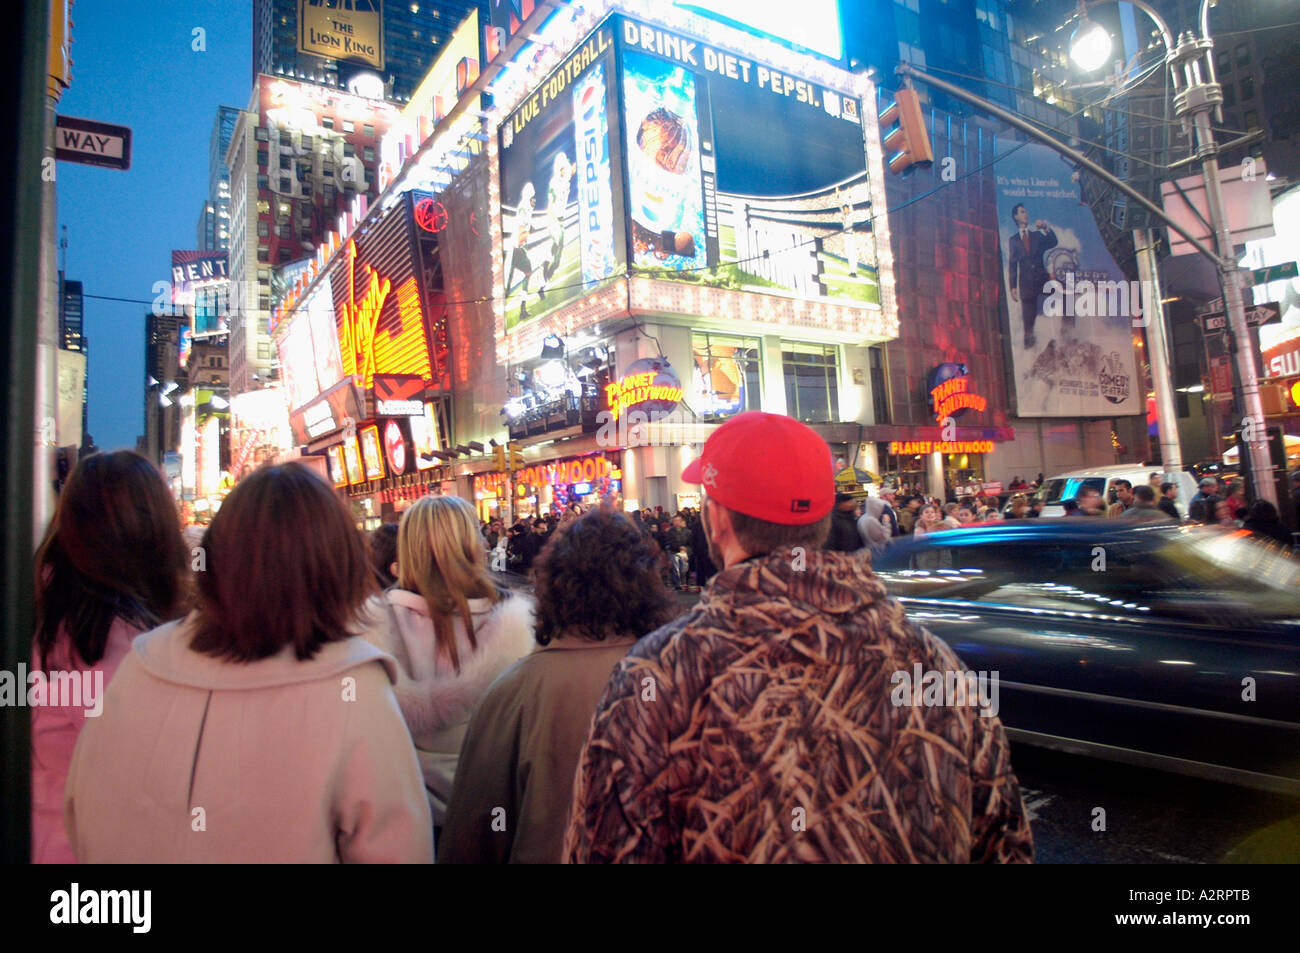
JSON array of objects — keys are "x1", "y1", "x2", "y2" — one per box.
[{"x1": 439, "y1": 508, "x2": 678, "y2": 863}]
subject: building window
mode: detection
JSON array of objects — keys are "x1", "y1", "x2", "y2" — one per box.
[
  {"x1": 1235, "y1": 43, "x2": 1250, "y2": 67},
  {"x1": 1216, "y1": 50, "x2": 1231, "y2": 75},
  {"x1": 1244, "y1": 109, "x2": 1260, "y2": 130},
  {"x1": 257, "y1": 344, "x2": 271, "y2": 359},
  {"x1": 257, "y1": 220, "x2": 270, "y2": 237},
  {"x1": 691, "y1": 333, "x2": 761, "y2": 419},
  {"x1": 257, "y1": 174, "x2": 268, "y2": 190},
  {"x1": 279, "y1": 154, "x2": 290, "y2": 170},
  {"x1": 281, "y1": 176, "x2": 291, "y2": 191},
  {"x1": 342, "y1": 120, "x2": 354, "y2": 133},
  {"x1": 1240, "y1": 75, "x2": 1255, "y2": 100},
  {"x1": 363, "y1": 123, "x2": 374, "y2": 138},
  {"x1": 343, "y1": 142, "x2": 354, "y2": 157},
  {"x1": 363, "y1": 146, "x2": 375, "y2": 163},
  {"x1": 278, "y1": 248, "x2": 292, "y2": 262},
  {"x1": 321, "y1": 117, "x2": 334, "y2": 129},
  {"x1": 278, "y1": 223, "x2": 291, "y2": 239},
  {"x1": 255, "y1": 127, "x2": 269, "y2": 142},
  {"x1": 1221, "y1": 82, "x2": 1236, "y2": 107},
  {"x1": 257, "y1": 150, "x2": 268, "y2": 168},
  {"x1": 782, "y1": 342, "x2": 840, "y2": 423},
  {"x1": 869, "y1": 346, "x2": 891, "y2": 424},
  {"x1": 258, "y1": 294, "x2": 270, "y2": 311},
  {"x1": 257, "y1": 245, "x2": 269, "y2": 263}
]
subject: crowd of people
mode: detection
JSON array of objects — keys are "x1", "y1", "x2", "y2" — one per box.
[
  {"x1": 478, "y1": 504, "x2": 715, "y2": 591},
  {"x1": 32, "y1": 413, "x2": 1036, "y2": 864},
  {"x1": 29, "y1": 427, "x2": 1299, "y2": 864},
  {"x1": 825, "y1": 469, "x2": 1299, "y2": 556}
]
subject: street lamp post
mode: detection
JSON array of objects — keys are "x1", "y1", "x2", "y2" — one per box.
[{"x1": 1069, "y1": 0, "x2": 1277, "y2": 507}]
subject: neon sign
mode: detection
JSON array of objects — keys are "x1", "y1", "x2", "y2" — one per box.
[
  {"x1": 604, "y1": 358, "x2": 683, "y2": 418},
  {"x1": 340, "y1": 239, "x2": 391, "y2": 388},
  {"x1": 927, "y1": 362, "x2": 987, "y2": 424},
  {"x1": 889, "y1": 440, "x2": 995, "y2": 455}
]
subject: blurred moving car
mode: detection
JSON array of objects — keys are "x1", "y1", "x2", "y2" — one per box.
[
  {"x1": 1034, "y1": 464, "x2": 1198, "y2": 517},
  {"x1": 874, "y1": 520, "x2": 1300, "y2": 795}
]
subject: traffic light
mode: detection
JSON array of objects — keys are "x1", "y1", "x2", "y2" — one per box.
[
  {"x1": 508, "y1": 445, "x2": 526, "y2": 471},
  {"x1": 878, "y1": 87, "x2": 933, "y2": 175},
  {"x1": 492, "y1": 445, "x2": 506, "y2": 471},
  {"x1": 48, "y1": 0, "x2": 74, "y2": 101}
]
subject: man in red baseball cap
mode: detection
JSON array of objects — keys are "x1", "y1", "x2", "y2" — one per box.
[{"x1": 564, "y1": 412, "x2": 1032, "y2": 864}]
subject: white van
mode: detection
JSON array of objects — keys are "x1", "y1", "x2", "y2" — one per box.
[{"x1": 1035, "y1": 464, "x2": 1199, "y2": 518}]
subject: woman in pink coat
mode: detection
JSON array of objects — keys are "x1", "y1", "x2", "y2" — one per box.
[
  {"x1": 64, "y1": 463, "x2": 432, "y2": 863},
  {"x1": 31, "y1": 451, "x2": 191, "y2": 864}
]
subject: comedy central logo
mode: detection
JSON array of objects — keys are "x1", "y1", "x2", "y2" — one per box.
[{"x1": 1099, "y1": 351, "x2": 1131, "y2": 404}]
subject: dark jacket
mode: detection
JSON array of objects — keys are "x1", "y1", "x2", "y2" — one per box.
[
  {"x1": 1007, "y1": 225, "x2": 1058, "y2": 296},
  {"x1": 564, "y1": 549, "x2": 1033, "y2": 864},
  {"x1": 1188, "y1": 491, "x2": 1220, "y2": 523},
  {"x1": 1156, "y1": 498, "x2": 1180, "y2": 521},
  {"x1": 825, "y1": 509, "x2": 864, "y2": 552},
  {"x1": 690, "y1": 518, "x2": 717, "y2": 584}
]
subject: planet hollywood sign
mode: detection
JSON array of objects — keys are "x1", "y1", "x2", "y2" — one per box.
[
  {"x1": 889, "y1": 440, "x2": 995, "y2": 455},
  {"x1": 604, "y1": 358, "x2": 683, "y2": 419},
  {"x1": 928, "y1": 363, "x2": 987, "y2": 424}
]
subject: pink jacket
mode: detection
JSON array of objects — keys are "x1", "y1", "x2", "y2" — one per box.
[
  {"x1": 31, "y1": 617, "x2": 141, "y2": 864},
  {"x1": 64, "y1": 613, "x2": 433, "y2": 863},
  {"x1": 360, "y1": 589, "x2": 535, "y2": 826}
]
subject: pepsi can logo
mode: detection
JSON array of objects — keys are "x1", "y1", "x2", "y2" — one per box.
[{"x1": 791, "y1": 499, "x2": 811, "y2": 513}]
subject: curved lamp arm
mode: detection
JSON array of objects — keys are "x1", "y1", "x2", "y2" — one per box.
[{"x1": 1081, "y1": 0, "x2": 1176, "y2": 53}]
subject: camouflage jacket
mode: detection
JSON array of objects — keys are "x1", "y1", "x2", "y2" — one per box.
[{"x1": 563, "y1": 548, "x2": 1034, "y2": 863}]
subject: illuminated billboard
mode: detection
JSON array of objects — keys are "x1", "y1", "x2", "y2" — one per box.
[
  {"x1": 171, "y1": 251, "x2": 229, "y2": 305},
  {"x1": 669, "y1": 0, "x2": 843, "y2": 61},
  {"x1": 994, "y1": 143, "x2": 1140, "y2": 418},
  {"x1": 278, "y1": 277, "x2": 345, "y2": 414},
  {"x1": 616, "y1": 18, "x2": 877, "y2": 308},
  {"x1": 380, "y1": 9, "x2": 480, "y2": 191},
  {"x1": 299, "y1": 0, "x2": 383, "y2": 70},
  {"x1": 328, "y1": 191, "x2": 446, "y2": 391},
  {"x1": 498, "y1": 23, "x2": 623, "y2": 332}
]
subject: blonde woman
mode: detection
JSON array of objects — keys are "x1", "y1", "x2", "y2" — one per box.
[{"x1": 363, "y1": 496, "x2": 535, "y2": 830}]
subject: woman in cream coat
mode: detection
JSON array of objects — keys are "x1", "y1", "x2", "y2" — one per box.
[
  {"x1": 363, "y1": 495, "x2": 535, "y2": 830},
  {"x1": 64, "y1": 464, "x2": 432, "y2": 863}
]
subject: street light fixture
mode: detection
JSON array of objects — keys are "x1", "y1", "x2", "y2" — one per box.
[
  {"x1": 1069, "y1": 14, "x2": 1112, "y2": 73},
  {"x1": 1064, "y1": 0, "x2": 1277, "y2": 507}
]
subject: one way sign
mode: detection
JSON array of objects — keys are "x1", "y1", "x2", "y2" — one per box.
[{"x1": 55, "y1": 115, "x2": 132, "y2": 170}]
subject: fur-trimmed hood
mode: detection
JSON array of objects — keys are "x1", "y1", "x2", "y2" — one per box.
[{"x1": 359, "y1": 589, "x2": 536, "y2": 744}]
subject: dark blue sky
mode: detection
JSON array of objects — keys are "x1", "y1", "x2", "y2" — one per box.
[{"x1": 57, "y1": 0, "x2": 250, "y2": 451}]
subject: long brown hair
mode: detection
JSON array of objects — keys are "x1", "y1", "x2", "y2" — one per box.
[
  {"x1": 34, "y1": 451, "x2": 189, "y2": 668},
  {"x1": 189, "y1": 463, "x2": 375, "y2": 662},
  {"x1": 396, "y1": 495, "x2": 503, "y2": 673}
]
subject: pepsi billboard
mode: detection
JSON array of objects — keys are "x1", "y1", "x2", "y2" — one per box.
[
  {"x1": 498, "y1": 23, "x2": 624, "y2": 332},
  {"x1": 615, "y1": 17, "x2": 877, "y2": 308}
]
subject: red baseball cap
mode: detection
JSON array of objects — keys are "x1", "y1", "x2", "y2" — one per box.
[{"x1": 681, "y1": 411, "x2": 834, "y2": 524}]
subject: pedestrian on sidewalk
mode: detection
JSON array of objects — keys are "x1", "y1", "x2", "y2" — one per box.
[{"x1": 564, "y1": 411, "x2": 1033, "y2": 864}]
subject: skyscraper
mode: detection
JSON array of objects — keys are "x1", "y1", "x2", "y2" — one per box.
[
  {"x1": 200, "y1": 105, "x2": 241, "y2": 253},
  {"x1": 59, "y1": 275, "x2": 83, "y2": 351},
  {"x1": 252, "y1": 0, "x2": 482, "y2": 103},
  {"x1": 224, "y1": 75, "x2": 399, "y2": 394}
]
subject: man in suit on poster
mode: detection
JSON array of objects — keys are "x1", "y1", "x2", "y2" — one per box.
[{"x1": 1007, "y1": 203, "x2": 1058, "y2": 349}]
